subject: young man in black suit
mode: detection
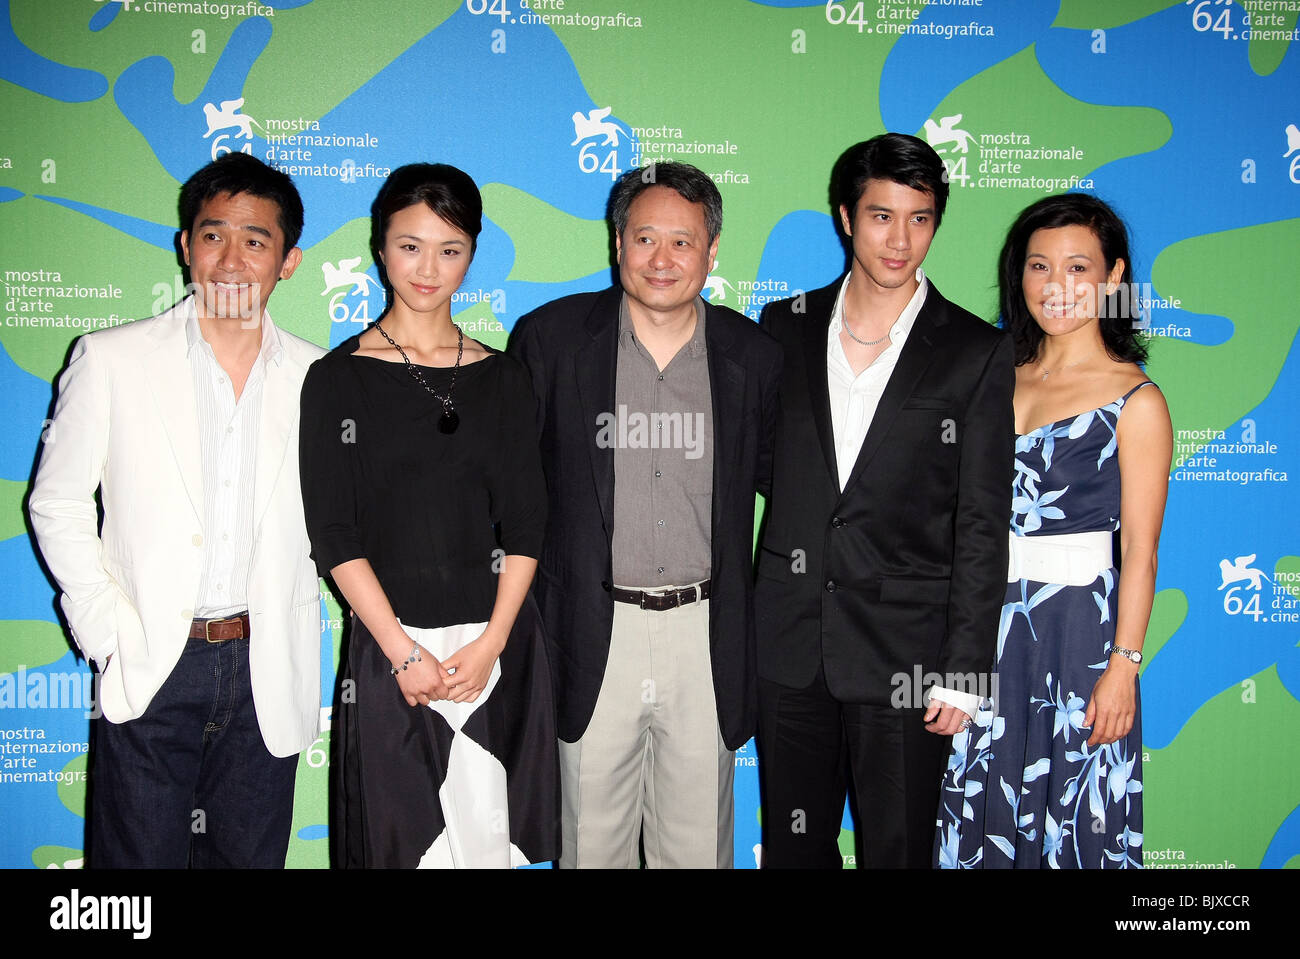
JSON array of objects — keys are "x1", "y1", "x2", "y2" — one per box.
[
  {"x1": 511, "y1": 162, "x2": 781, "y2": 868},
  {"x1": 755, "y1": 133, "x2": 1014, "y2": 868}
]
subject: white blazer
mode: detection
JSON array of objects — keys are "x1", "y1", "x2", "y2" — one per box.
[{"x1": 29, "y1": 298, "x2": 326, "y2": 757}]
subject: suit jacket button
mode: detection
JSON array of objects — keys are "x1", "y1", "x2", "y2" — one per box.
[
  {"x1": 825, "y1": 580, "x2": 836, "y2": 592},
  {"x1": 831, "y1": 516, "x2": 844, "y2": 528}
]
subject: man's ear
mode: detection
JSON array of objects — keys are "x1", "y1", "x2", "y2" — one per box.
[
  {"x1": 180, "y1": 230, "x2": 191, "y2": 267},
  {"x1": 839, "y1": 204, "x2": 852, "y2": 237},
  {"x1": 279, "y1": 246, "x2": 303, "y2": 280}
]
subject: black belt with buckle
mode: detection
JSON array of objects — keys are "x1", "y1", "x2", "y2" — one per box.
[
  {"x1": 609, "y1": 580, "x2": 711, "y2": 611},
  {"x1": 189, "y1": 612, "x2": 251, "y2": 643}
]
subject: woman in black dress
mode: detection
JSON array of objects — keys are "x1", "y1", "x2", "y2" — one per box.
[{"x1": 300, "y1": 163, "x2": 558, "y2": 867}]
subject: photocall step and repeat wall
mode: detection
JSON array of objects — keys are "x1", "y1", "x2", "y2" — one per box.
[{"x1": 0, "y1": 0, "x2": 1297, "y2": 870}]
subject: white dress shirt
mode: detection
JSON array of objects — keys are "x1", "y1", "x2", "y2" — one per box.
[
  {"x1": 826, "y1": 269, "x2": 982, "y2": 720},
  {"x1": 827, "y1": 270, "x2": 928, "y2": 492},
  {"x1": 186, "y1": 303, "x2": 278, "y2": 618}
]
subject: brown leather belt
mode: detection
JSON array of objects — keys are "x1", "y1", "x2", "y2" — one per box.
[
  {"x1": 610, "y1": 580, "x2": 710, "y2": 612},
  {"x1": 189, "y1": 612, "x2": 251, "y2": 643}
]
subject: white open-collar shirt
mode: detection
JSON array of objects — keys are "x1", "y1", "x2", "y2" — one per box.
[{"x1": 185, "y1": 302, "x2": 282, "y2": 618}]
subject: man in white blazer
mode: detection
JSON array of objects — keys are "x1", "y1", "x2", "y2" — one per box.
[{"x1": 29, "y1": 153, "x2": 325, "y2": 867}]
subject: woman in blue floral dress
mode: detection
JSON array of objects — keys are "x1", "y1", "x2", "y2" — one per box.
[{"x1": 936, "y1": 194, "x2": 1172, "y2": 868}]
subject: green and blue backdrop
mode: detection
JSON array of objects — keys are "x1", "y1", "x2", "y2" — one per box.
[{"x1": 1, "y1": 0, "x2": 1297, "y2": 869}]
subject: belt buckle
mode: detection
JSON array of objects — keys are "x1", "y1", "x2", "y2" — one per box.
[
  {"x1": 641, "y1": 587, "x2": 678, "y2": 611},
  {"x1": 204, "y1": 616, "x2": 237, "y2": 643}
]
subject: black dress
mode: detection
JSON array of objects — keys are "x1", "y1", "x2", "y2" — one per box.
[{"x1": 300, "y1": 334, "x2": 559, "y2": 867}]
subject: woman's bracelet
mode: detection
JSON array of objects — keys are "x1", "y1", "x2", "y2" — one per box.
[{"x1": 390, "y1": 642, "x2": 422, "y2": 676}]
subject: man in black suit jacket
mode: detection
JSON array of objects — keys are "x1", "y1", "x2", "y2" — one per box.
[
  {"x1": 511, "y1": 162, "x2": 781, "y2": 868},
  {"x1": 755, "y1": 134, "x2": 1013, "y2": 868}
]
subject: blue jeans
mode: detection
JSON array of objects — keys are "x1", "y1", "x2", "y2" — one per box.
[{"x1": 89, "y1": 633, "x2": 298, "y2": 868}]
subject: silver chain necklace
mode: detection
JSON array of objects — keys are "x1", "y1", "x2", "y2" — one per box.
[
  {"x1": 841, "y1": 312, "x2": 891, "y2": 347},
  {"x1": 373, "y1": 321, "x2": 462, "y2": 434}
]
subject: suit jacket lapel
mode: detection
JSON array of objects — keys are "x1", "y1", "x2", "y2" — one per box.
[
  {"x1": 705, "y1": 305, "x2": 744, "y2": 515},
  {"x1": 840, "y1": 285, "x2": 946, "y2": 495},
  {"x1": 143, "y1": 307, "x2": 204, "y2": 526},
  {"x1": 803, "y1": 283, "x2": 841, "y2": 487},
  {"x1": 575, "y1": 288, "x2": 621, "y2": 537},
  {"x1": 253, "y1": 355, "x2": 294, "y2": 532}
]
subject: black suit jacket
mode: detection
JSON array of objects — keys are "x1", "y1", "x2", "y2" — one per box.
[
  {"x1": 510, "y1": 287, "x2": 783, "y2": 749},
  {"x1": 755, "y1": 277, "x2": 1013, "y2": 704}
]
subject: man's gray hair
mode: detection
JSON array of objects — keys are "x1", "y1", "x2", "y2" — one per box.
[{"x1": 608, "y1": 162, "x2": 723, "y2": 244}]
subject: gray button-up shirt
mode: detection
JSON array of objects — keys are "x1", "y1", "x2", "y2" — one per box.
[{"x1": 609, "y1": 296, "x2": 714, "y2": 587}]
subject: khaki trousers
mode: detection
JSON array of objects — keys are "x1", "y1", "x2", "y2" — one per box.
[{"x1": 558, "y1": 594, "x2": 734, "y2": 868}]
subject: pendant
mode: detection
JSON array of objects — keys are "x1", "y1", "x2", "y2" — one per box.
[{"x1": 438, "y1": 408, "x2": 460, "y2": 435}]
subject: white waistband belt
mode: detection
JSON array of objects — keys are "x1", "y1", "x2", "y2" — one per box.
[{"x1": 1007, "y1": 530, "x2": 1113, "y2": 586}]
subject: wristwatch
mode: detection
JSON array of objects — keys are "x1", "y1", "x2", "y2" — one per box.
[{"x1": 1111, "y1": 645, "x2": 1142, "y2": 665}]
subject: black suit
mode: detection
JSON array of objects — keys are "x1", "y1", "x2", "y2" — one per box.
[
  {"x1": 755, "y1": 276, "x2": 1013, "y2": 867},
  {"x1": 510, "y1": 286, "x2": 782, "y2": 751}
]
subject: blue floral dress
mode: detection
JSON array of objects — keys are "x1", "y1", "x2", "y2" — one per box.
[{"x1": 935, "y1": 382, "x2": 1153, "y2": 869}]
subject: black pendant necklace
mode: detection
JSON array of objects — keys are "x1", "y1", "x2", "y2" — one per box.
[{"x1": 373, "y1": 321, "x2": 462, "y2": 434}]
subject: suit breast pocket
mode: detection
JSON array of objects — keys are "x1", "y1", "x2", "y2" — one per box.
[
  {"x1": 899, "y1": 395, "x2": 959, "y2": 426},
  {"x1": 894, "y1": 396, "x2": 962, "y2": 464},
  {"x1": 901, "y1": 394, "x2": 955, "y2": 411}
]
